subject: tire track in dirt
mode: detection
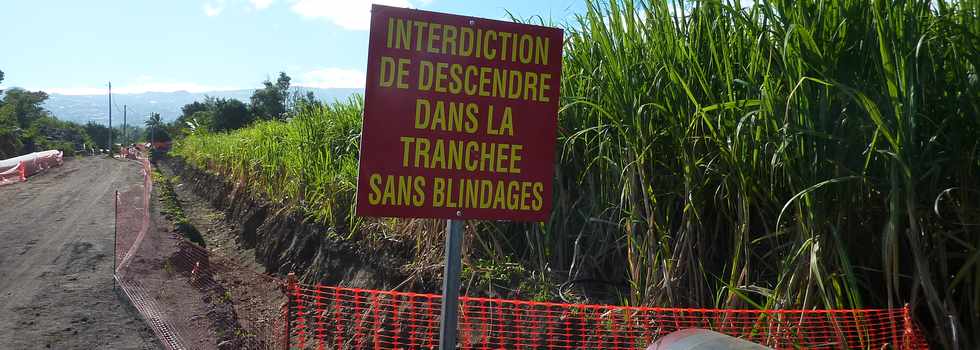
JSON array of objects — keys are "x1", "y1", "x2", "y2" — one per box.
[
  {"x1": 0, "y1": 159, "x2": 121, "y2": 295},
  {"x1": 0, "y1": 156, "x2": 159, "y2": 349}
]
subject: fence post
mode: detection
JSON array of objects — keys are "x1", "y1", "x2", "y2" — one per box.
[
  {"x1": 284, "y1": 272, "x2": 297, "y2": 350},
  {"x1": 901, "y1": 303, "x2": 912, "y2": 350},
  {"x1": 113, "y1": 190, "x2": 118, "y2": 290}
]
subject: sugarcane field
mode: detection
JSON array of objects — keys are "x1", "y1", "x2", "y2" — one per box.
[{"x1": 0, "y1": 1, "x2": 977, "y2": 349}]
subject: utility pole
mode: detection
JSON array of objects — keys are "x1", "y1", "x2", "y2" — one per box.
[
  {"x1": 108, "y1": 82, "x2": 112, "y2": 153},
  {"x1": 123, "y1": 105, "x2": 127, "y2": 146},
  {"x1": 150, "y1": 114, "x2": 155, "y2": 146}
]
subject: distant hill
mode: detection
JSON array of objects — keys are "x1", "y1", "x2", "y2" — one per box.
[{"x1": 41, "y1": 87, "x2": 362, "y2": 125}]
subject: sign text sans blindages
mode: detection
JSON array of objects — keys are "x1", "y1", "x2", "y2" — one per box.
[{"x1": 356, "y1": 5, "x2": 563, "y2": 222}]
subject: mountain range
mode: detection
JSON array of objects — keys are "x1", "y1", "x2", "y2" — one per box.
[{"x1": 41, "y1": 87, "x2": 362, "y2": 125}]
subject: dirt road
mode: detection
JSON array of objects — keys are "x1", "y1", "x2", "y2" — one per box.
[{"x1": 0, "y1": 156, "x2": 159, "y2": 349}]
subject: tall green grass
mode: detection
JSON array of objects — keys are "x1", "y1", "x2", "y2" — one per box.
[
  {"x1": 548, "y1": 0, "x2": 978, "y2": 347},
  {"x1": 175, "y1": 96, "x2": 363, "y2": 231},
  {"x1": 176, "y1": 0, "x2": 979, "y2": 347}
]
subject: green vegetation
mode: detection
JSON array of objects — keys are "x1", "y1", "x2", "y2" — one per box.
[
  {"x1": 168, "y1": 96, "x2": 254, "y2": 134},
  {"x1": 165, "y1": 72, "x2": 306, "y2": 139},
  {"x1": 175, "y1": 96, "x2": 363, "y2": 230},
  {"x1": 249, "y1": 72, "x2": 293, "y2": 121},
  {"x1": 24, "y1": 116, "x2": 91, "y2": 156},
  {"x1": 0, "y1": 82, "x2": 97, "y2": 157},
  {"x1": 173, "y1": 0, "x2": 978, "y2": 347},
  {"x1": 154, "y1": 170, "x2": 206, "y2": 246},
  {"x1": 0, "y1": 69, "x2": 303, "y2": 159},
  {"x1": 0, "y1": 68, "x2": 153, "y2": 157},
  {"x1": 144, "y1": 112, "x2": 170, "y2": 143},
  {"x1": 83, "y1": 122, "x2": 122, "y2": 150}
]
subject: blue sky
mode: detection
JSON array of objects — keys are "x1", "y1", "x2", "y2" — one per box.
[{"x1": 0, "y1": 0, "x2": 585, "y2": 95}]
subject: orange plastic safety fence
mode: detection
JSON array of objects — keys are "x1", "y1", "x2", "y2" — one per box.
[
  {"x1": 0, "y1": 150, "x2": 63, "y2": 186},
  {"x1": 114, "y1": 156, "x2": 288, "y2": 350},
  {"x1": 114, "y1": 158, "x2": 152, "y2": 273},
  {"x1": 285, "y1": 283, "x2": 929, "y2": 350}
]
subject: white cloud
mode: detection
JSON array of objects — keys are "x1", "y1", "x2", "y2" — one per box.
[
  {"x1": 45, "y1": 83, "x2": 240, "y2": 95},
  {"x1": 204, "y1": 1, "x2": 225, "y2": 16},
  {"x1": 250, "y1": 0, "x2": 274, "y2": 9},
  {"x1": 296, "y1": 68, "x2": 365, "y2": 88},
  {"x1": 290, "y1": 0, "x2": 414, "y2": 31},
  {"x1": 43, "y1": 87, "x2": 107, "y2": 95}
]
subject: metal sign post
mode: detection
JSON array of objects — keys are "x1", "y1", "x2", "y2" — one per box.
[
  {"x1": 438, "y1": 219, "x2": 464, "y2": 350},
  {"x1": 355, "y1": 5, "x2": 562, "y2": 349}
]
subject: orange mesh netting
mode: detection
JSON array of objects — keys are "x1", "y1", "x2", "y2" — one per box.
[
  {"x1": 0, "y1": 150, "x2": 63, "y2": 186},
  {"x1": 114, "y1": 157, "x2": 286, "y2": 349},
  {"x1": 109, "y1": 156, "x2": 929, "y2": 350},
  {"x1": 284, "y1": 283, "x2": 929, "y2": 349},
  {"x1": 114, "y1": 158, "x2": 152, "y2": 273}
]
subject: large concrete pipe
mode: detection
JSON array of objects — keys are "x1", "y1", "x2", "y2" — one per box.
[{"x1": 647, "y1": 329, "x2": 773, "y2": 350}]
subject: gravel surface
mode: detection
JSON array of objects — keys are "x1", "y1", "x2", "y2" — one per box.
[{"x1": 0, "y1": 156, "x2": 160, "y2": 349}]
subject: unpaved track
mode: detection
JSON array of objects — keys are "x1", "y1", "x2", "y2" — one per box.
[{"x1": 0, "y1": 156, "x2": 159, "y2": 349}]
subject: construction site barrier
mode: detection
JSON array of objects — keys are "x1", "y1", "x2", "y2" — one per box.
[
  {"x1": 152, "y1": 140, "x2": 173, "y2": 151},
  {"x1": 110, "y1": 155, "x2": 929, "y2": 350},
  {"x1": 120, "y1": 146, "x2": 141, "y2": 160},
  {"x1": 114, "y1": 155, "x2": 286, "y2": 349},
  {"x1": 114, "y1": 157, "x2": 152, "y2": 277},
  {"x1": 283, "y1": 281, "x2": 929, "y2": 349},
  {"x1": 0, "y1": 150, "x2": 63, "y2": 186}
]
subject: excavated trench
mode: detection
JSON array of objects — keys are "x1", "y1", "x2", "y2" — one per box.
[{"x1": 159, "y1": 157, "x2": 433, "y2": 292}]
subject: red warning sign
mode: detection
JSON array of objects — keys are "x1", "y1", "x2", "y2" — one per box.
[{"x1": 356, "y1": 5, "x2": 563, "y2": 221}]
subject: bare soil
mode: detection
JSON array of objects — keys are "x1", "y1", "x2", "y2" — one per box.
[
  {"x1": 0, "y1": 156, "x2": 160, "y2": 349},
  {"x1": 116, "y1": 182, "x2": 228, "y2": 350},
  {"x1": 113, "y1": 157, "x2": 274, "y2": 349},
  {"x1": 157, "y1": 162, "x2": 285, "y2": 348}
]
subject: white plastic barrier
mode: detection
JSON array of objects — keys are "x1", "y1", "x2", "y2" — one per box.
[
  {"x1": 0, "y1": 161, "x2": 25, "y2": 185},
  {"x1": 647, "y1": 329, "x2": 773, "y2": 350},
  {"x1": 0, "y1": 150, "x2": 64, "y2": 186}
]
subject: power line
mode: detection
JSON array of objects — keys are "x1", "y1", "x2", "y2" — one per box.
[
  {"x1": 108, "y1": 82, "x2": 112, "y2": 149},
  {"x1": 112, "y1": 101, "x2": 126, "y2": 118},
  {"x1": 110, "y1": 101, "x2": 154, "y2": 123}
]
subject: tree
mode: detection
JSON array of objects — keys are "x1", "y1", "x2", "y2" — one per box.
[
  {"x1": 163, "y1": 101, "x2": 209, "y2": 139},
  {"x1": 291, "y1": 90, "x2": 320, "y2": 109},
  {"x1": 211, "y1": 98, "x2": 253, "y2": 131},
  {"x1": 84, "y1": 122, "x2": 119, "y2": 150},
  {"x1": 0, "y1": 130, "x2": 19, "y2": 158},
  {"x1": 179, "y1": 101, "x2": 209, "y2": 123},
  {"x1": 0, "y1": 75, "x2": 106, "y2": 156},
  {"x1": 144, "y1": 112, "x2": 172, "y2": 142},
  {"x1": 174, "y1": 97, "x2": 254, "y2": 133},
  {"x1": 0, "y1": 87, "x2": 50, "y2": 156},
  {"x1": 0, "y1": 107, "x2": 19, "y2": 158},
  {"x1": 145, "y1": 112, "x2": 162, "y2": 130},
  {"x1": 250, "y1": 72, "x2": 291, "y2": 120},
  {"x1": 27, "y1": 116, "x2": 90, "y2": 155},
  {"x1": 0, "y1": 69, "x2": 18, "y2": 157},
  {"x1": 185, "y1": 110, "x2": 214, "y2": 131},
  {"x1": 0, "y1": 88, "x2": 49, "y2": 128}
]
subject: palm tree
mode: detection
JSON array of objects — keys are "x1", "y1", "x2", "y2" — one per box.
[{"x1": 145, "y1": 113, "x2": 161, "y2": 143}]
